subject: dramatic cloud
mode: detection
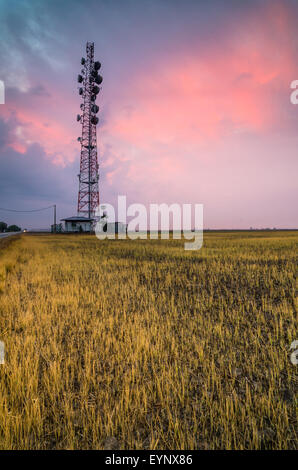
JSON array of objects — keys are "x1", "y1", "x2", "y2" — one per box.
[
  {"x1": 0, "y1": 0, "x2": 297, "y2": 228},
  {"x1": 0, "y1": 115, "x2": 77, "y2": 227}
]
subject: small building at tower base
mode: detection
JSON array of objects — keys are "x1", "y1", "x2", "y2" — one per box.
[{"x1": 61, "y1": 216, "x2": 94, "y2": 232}]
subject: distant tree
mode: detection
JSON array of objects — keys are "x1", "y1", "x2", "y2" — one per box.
[
  {"x1": 7, "y1": 225, "x2": 21, "y2": 232},
  {"x1": 0, "y1": 221, "x2": 7, "y2": 232}
]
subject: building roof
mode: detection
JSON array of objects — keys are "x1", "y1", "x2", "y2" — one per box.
[{"x1": 61, "y1": 216, "x2": 94, "y2": 222}]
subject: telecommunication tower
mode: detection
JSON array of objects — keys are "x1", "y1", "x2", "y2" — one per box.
[{"x1": 77, "y1": 42, "x2": 102, "y2": 218}]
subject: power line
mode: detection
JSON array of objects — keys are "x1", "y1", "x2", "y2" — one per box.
[
  {"x1": 0, "y1": 205, "x2": 55, "y2": 213},
  {"x1": 0, "y1": 204, "x2": 57, "y2": 233}
]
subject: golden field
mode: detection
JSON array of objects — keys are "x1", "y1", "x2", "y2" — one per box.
[{"x1": 0, "y1": 231, "x2": 297, "y2": 450}]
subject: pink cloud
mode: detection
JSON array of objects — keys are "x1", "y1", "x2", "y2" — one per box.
[
  {"x1": 0, "y1": 86, "x2": 79, "y2": 165},
  {"x1": 106, "y1": 0, "x2": 296, "y2": 151},
  {"x1": 0, "y1": 0, "x2": 297, "y2": 228}
]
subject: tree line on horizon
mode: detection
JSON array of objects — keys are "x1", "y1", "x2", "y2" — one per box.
[{"x1": 0, "y1": 221, "x2": 21, "y2": 233}]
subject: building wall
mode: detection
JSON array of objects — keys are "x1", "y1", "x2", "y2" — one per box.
[{"x1": 64, "y1": 222, "x2": 92, "y2": 232}]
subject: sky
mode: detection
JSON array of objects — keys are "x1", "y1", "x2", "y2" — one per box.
[{"x1": 0, "y1": 0, "x2": 297, "y2": 229}]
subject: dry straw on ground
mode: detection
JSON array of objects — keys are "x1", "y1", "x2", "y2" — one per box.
[{"x1": 0, "y1": 232, "x2": 297, "y2": 449}]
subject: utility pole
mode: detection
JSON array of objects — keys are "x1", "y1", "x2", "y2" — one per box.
[{"x1": 53, "y1": 204, "x2": 56, "y2": 233}]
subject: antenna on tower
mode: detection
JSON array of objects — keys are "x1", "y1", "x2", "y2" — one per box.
[{"x1": 77, "y1": 42, "x2": 102, "y2": 219}]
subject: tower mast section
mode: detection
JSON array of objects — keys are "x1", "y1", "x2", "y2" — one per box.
[{"x1": 77, "y1": 42, "x2": 102, "y2": 219}]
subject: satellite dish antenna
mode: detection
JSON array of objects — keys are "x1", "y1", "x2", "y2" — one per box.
[
  {"x1": 95, "y1": 75, "x2": 103, "y2": 85},
  {"x1": 91, "y1": 104, "x2": 99, "y2": 113},
  {"x1": 92, "y1": 85, "x2": 100, "y2": 95},
  {"x1": 91, "y1": 116, "x2": 99, "y2": 125}
]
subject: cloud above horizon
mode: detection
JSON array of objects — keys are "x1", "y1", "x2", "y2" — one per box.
[{"x1": 0, "y1": 0, "x2": 297, "y2": 228}]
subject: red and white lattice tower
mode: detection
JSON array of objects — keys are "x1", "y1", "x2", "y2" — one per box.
[{"x1": 77, "y1": 42, "x2": 102, "y2": 218}]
